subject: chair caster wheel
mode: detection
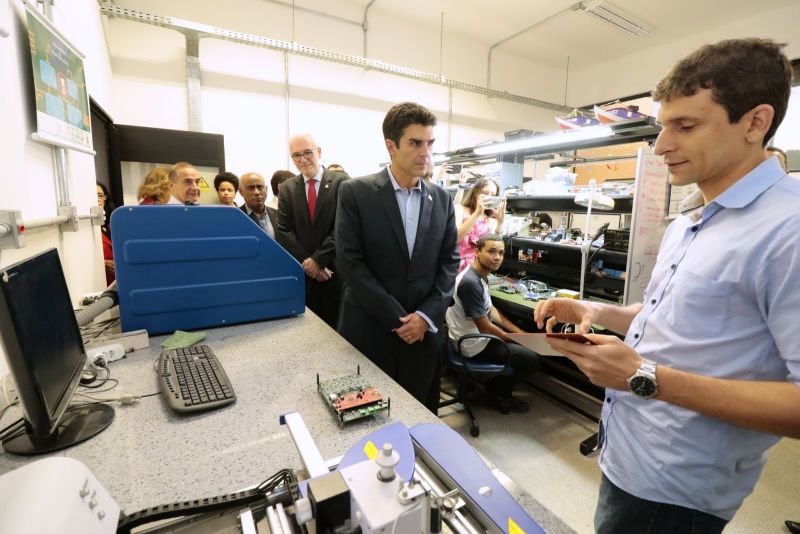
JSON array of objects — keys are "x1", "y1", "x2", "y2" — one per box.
[{"x1": 470, "y1": 424, "x2": 480, "y2": 437}]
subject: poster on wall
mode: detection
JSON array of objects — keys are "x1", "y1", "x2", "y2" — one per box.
[{"x1": 24, "y1": 1, "x2": 94, "y2": 155}]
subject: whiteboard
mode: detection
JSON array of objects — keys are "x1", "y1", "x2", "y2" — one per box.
[
  {"x1": 623, "y1": 149, "x2": 671, "y2": 305},
  {"x1": 667, "y1": 183, "x2": 698, "y2": 218}
]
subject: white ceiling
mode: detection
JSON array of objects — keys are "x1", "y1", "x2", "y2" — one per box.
[{"x1": 336, "y1": 0, "x2": 798, "y2": 69}]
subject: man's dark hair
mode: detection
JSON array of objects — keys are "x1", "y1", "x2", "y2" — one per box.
[
  {"x1": 382, "y1": 102, "x2": 437, "y2": 146},
  {"x1": 653, "y1": 38, "x2": 792, "y2": 146},
  {"x1": 213, "y1": 171, "x2": 239, "y2": 192},
  {"x1": 271, "y1": 170, "x2": 295, "y2": 197},
  {"x1": 476, "y1": 233, "x2": 504, "y2": 252}
]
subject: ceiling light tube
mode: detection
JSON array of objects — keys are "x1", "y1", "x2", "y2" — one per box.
[
  {"x1": 584, "y1": 2, "x2": 653, "y2": 37},
  {"x1": 473, "y1": 125, "x2": 613, "y2": 156}
]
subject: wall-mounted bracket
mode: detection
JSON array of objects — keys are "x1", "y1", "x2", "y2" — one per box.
[
  {"x1": 58, "y1": 205, "x2": 79, "y2": 232},
  {"x1": 0, "y1": 210, "x2": 25, "y2": 250}
]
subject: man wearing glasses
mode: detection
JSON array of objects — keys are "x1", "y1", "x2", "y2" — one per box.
[{"x1": 275, "y1": 134, "x2": 348, "y2": 329}]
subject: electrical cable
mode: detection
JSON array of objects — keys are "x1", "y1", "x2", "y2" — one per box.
[
  {"x1": 0, "y1": 401, "x2": 20, "y2": 428},
  {"x1": 0, "y1": 411, "x2": 23, "y2": 442},
  {"x1": 117, "y1": 467, "x2": 299, "y2": 534},
  {"x1": 80, "y1": 317, "x2": 121, "y2": 345},
  {"x1": 72, "y1": 391, "x2": 160, "y2": 406},
  {"x1": 586, "y1": 242, "x2": 608, "y2": 270},
  {"x1": 79, "y1": 378, "x2": 119, "y2": 394}
]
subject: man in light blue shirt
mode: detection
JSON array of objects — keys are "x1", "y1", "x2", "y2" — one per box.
[
  {"x1": 535, "y1": 38, "x2": 799, "y2": 533},
  {"x1": 336, "y1": 102, "x2": 459, "y2": 410}
]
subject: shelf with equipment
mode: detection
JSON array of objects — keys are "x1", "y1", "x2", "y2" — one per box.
[
  {"x1": 438, "y1": 116, "x2": 669, "y2": 310},
  {"x1": 439, "y1": 118, "x2": 671, "y2": 420}
]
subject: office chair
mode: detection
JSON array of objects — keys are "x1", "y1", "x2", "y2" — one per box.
[{"x1": 439, "y1": 332, "x2": 514, "y2": 437}]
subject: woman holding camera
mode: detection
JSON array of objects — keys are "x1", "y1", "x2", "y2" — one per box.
[{"x1": 454, "y1": 177, "x2": 505, "y2": 273}]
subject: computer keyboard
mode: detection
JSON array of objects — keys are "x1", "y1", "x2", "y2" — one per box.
[{"x1": 158, "y1": 345, "x2": 236, "y2": 414}]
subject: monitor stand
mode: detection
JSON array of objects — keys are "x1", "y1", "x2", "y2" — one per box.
[{"x1": 2, "y1": 404, "x2": 115, "y2": 456}]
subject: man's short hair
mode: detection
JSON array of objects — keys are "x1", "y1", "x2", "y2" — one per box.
[
  {"x1": 476, "y1": 233, "x2": 504, "y2": 251},
  {"x1": 652, "y1": 38, "x2": 792, "y2": 146},
  {"x1": 169, "y1": 162, "x2": 195, "y2": 182},
  {"x1": 382, "y1": 102, "x2": 437, "y2": 146},
  {"x1": 213, "y1": 172, "x2": 239, "y2": 192},
  {"x1": 270, "y1": 170, "x2": 295, "y2": 197},
  {"x1": 327, "y1": 164, "x2": 346, "y2": 174}
]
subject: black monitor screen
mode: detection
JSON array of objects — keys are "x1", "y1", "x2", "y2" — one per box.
[{"x1": 0, "y1": 249, "x2": 85, "y2": 436}]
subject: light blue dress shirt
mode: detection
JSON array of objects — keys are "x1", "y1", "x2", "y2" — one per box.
[
  {"x1": 599, "y1": 157, "x2": 800, "y2": 520},
  {"x1": 386, "y1": 167, "x2": 436, "y2": 332}
]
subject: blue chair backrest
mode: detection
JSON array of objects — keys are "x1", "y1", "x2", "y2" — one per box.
[{"x1": 111, "y1": 205, "x2": 304, "y2": 334}]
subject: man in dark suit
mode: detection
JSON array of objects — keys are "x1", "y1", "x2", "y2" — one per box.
[
  {"x1": 276, "y1": 135, "x2": 348, "y2": 328},
  {"x1": 336, "y1": 102, "x2": 459, "y2": 410},
  {"x1": 240, "y1": 172, "x2": 278, "y2": 239}
]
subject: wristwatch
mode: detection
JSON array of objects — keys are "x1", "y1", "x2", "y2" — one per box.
[{"x1": 627, "y1": 359, "x2": 659, "y2": 399}]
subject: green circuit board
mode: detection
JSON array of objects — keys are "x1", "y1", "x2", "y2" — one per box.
[{"x1": 317, "y1": 369, "x2": 391, "y2": 425}]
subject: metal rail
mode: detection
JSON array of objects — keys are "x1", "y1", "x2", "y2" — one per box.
[{"x1": 100, "y1": 4, "x2": 570, "y2": 113}]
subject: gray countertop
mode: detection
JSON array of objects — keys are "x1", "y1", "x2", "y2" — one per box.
[{"x1": 0, "y1": 311, "x2": 573, "y2": 532}]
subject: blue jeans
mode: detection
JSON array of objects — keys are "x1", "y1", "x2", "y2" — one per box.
[{"x1": 595, "y1": 474, "x2": 728, "y2": 534}]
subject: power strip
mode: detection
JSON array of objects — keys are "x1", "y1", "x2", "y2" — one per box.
[
  {"x1": 86, "y1": 329, "x2": 149, "y2": 354},
  {"x1": 86, "y1": 343, "x2": 126, "y2": 365}
]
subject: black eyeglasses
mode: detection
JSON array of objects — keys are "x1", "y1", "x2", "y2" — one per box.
[{"x1": 291, "y1": 149, "x2": 316, "y2": 161}]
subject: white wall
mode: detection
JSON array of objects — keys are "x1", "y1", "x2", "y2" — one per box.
[
  {"x1": 106, "y1": 0, "x2": 565, "y2": 194},
  {"x1": 567, "y1": 3, "x2": 800, "y2": 106},
  {"x1": 0, "y1": 0, "x2": 112, "y2": 377}
]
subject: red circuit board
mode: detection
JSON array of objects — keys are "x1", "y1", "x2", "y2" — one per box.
[{"x1": 333, "y1": 387, "x2": 383, "y2": 412}]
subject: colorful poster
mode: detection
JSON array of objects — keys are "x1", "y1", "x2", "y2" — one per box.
[{"x1": 25, "y1": 2, "x2": 93, "y2": 153}]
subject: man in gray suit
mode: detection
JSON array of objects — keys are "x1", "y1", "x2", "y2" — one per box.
[
  {"x1": 276, "y1": 135, "x2": 348, "y2": 328},
  {"x1": 336, "y1": 102, "x2": 459, "y2": 410}
]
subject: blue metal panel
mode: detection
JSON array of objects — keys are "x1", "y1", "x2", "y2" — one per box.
[
  {"x1": 410, "y1": 423, "x2": 545, "y2": 534},
  {"x1": 111, "y1": 206, "x2": 304, "y2": 334}
]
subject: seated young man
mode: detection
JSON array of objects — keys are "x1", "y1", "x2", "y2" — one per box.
[{"x1": 445, "y1": 233, "x2": 541, "y2": 413}]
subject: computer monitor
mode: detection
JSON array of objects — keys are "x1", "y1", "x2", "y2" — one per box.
[{"x1": 0, "y1": 248, "x2": 114, "y2": 455}]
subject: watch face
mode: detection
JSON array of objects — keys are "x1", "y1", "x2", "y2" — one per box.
[{"x1": 630, "y1": 376, "x2": 657, "y2": 398}]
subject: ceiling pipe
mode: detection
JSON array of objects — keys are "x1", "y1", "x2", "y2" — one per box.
[
  {"x1": 261, "y1": 0, "x2": 361, "y2": 28},
  {"x1": 487, "y1": 0, "x2": 588, "y2": 90},
  {"x1": 101, "y1": 3, "x2": 570, "y2": 112},
  {"x1": 362, "y1": 0, "x2": 378, "y2": 58}
]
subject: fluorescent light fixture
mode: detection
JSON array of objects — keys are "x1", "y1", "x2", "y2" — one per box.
[
  {"x1": 583, "y1": 1, "x2": 653, "y2": 37},
  {"x1": 474, "y1": 125, "x2": 613, "y2": 156},
  {"x1": 432, "y1": 154, "x2": 450, "y2": 164},
  {"x1": 170, "y1": 17, "x2": 217, "y2": 34}
]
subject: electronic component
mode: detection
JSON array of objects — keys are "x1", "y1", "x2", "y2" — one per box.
[
  {"x1": 317, "y1": 367, "x2": 390, "y2": 425},
  {"x1": 604, "y1": 228, "x2": 630, "y2": 252},
  {"x1": 496, "y1": 283, "x2": 524, "y2": 294}
]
